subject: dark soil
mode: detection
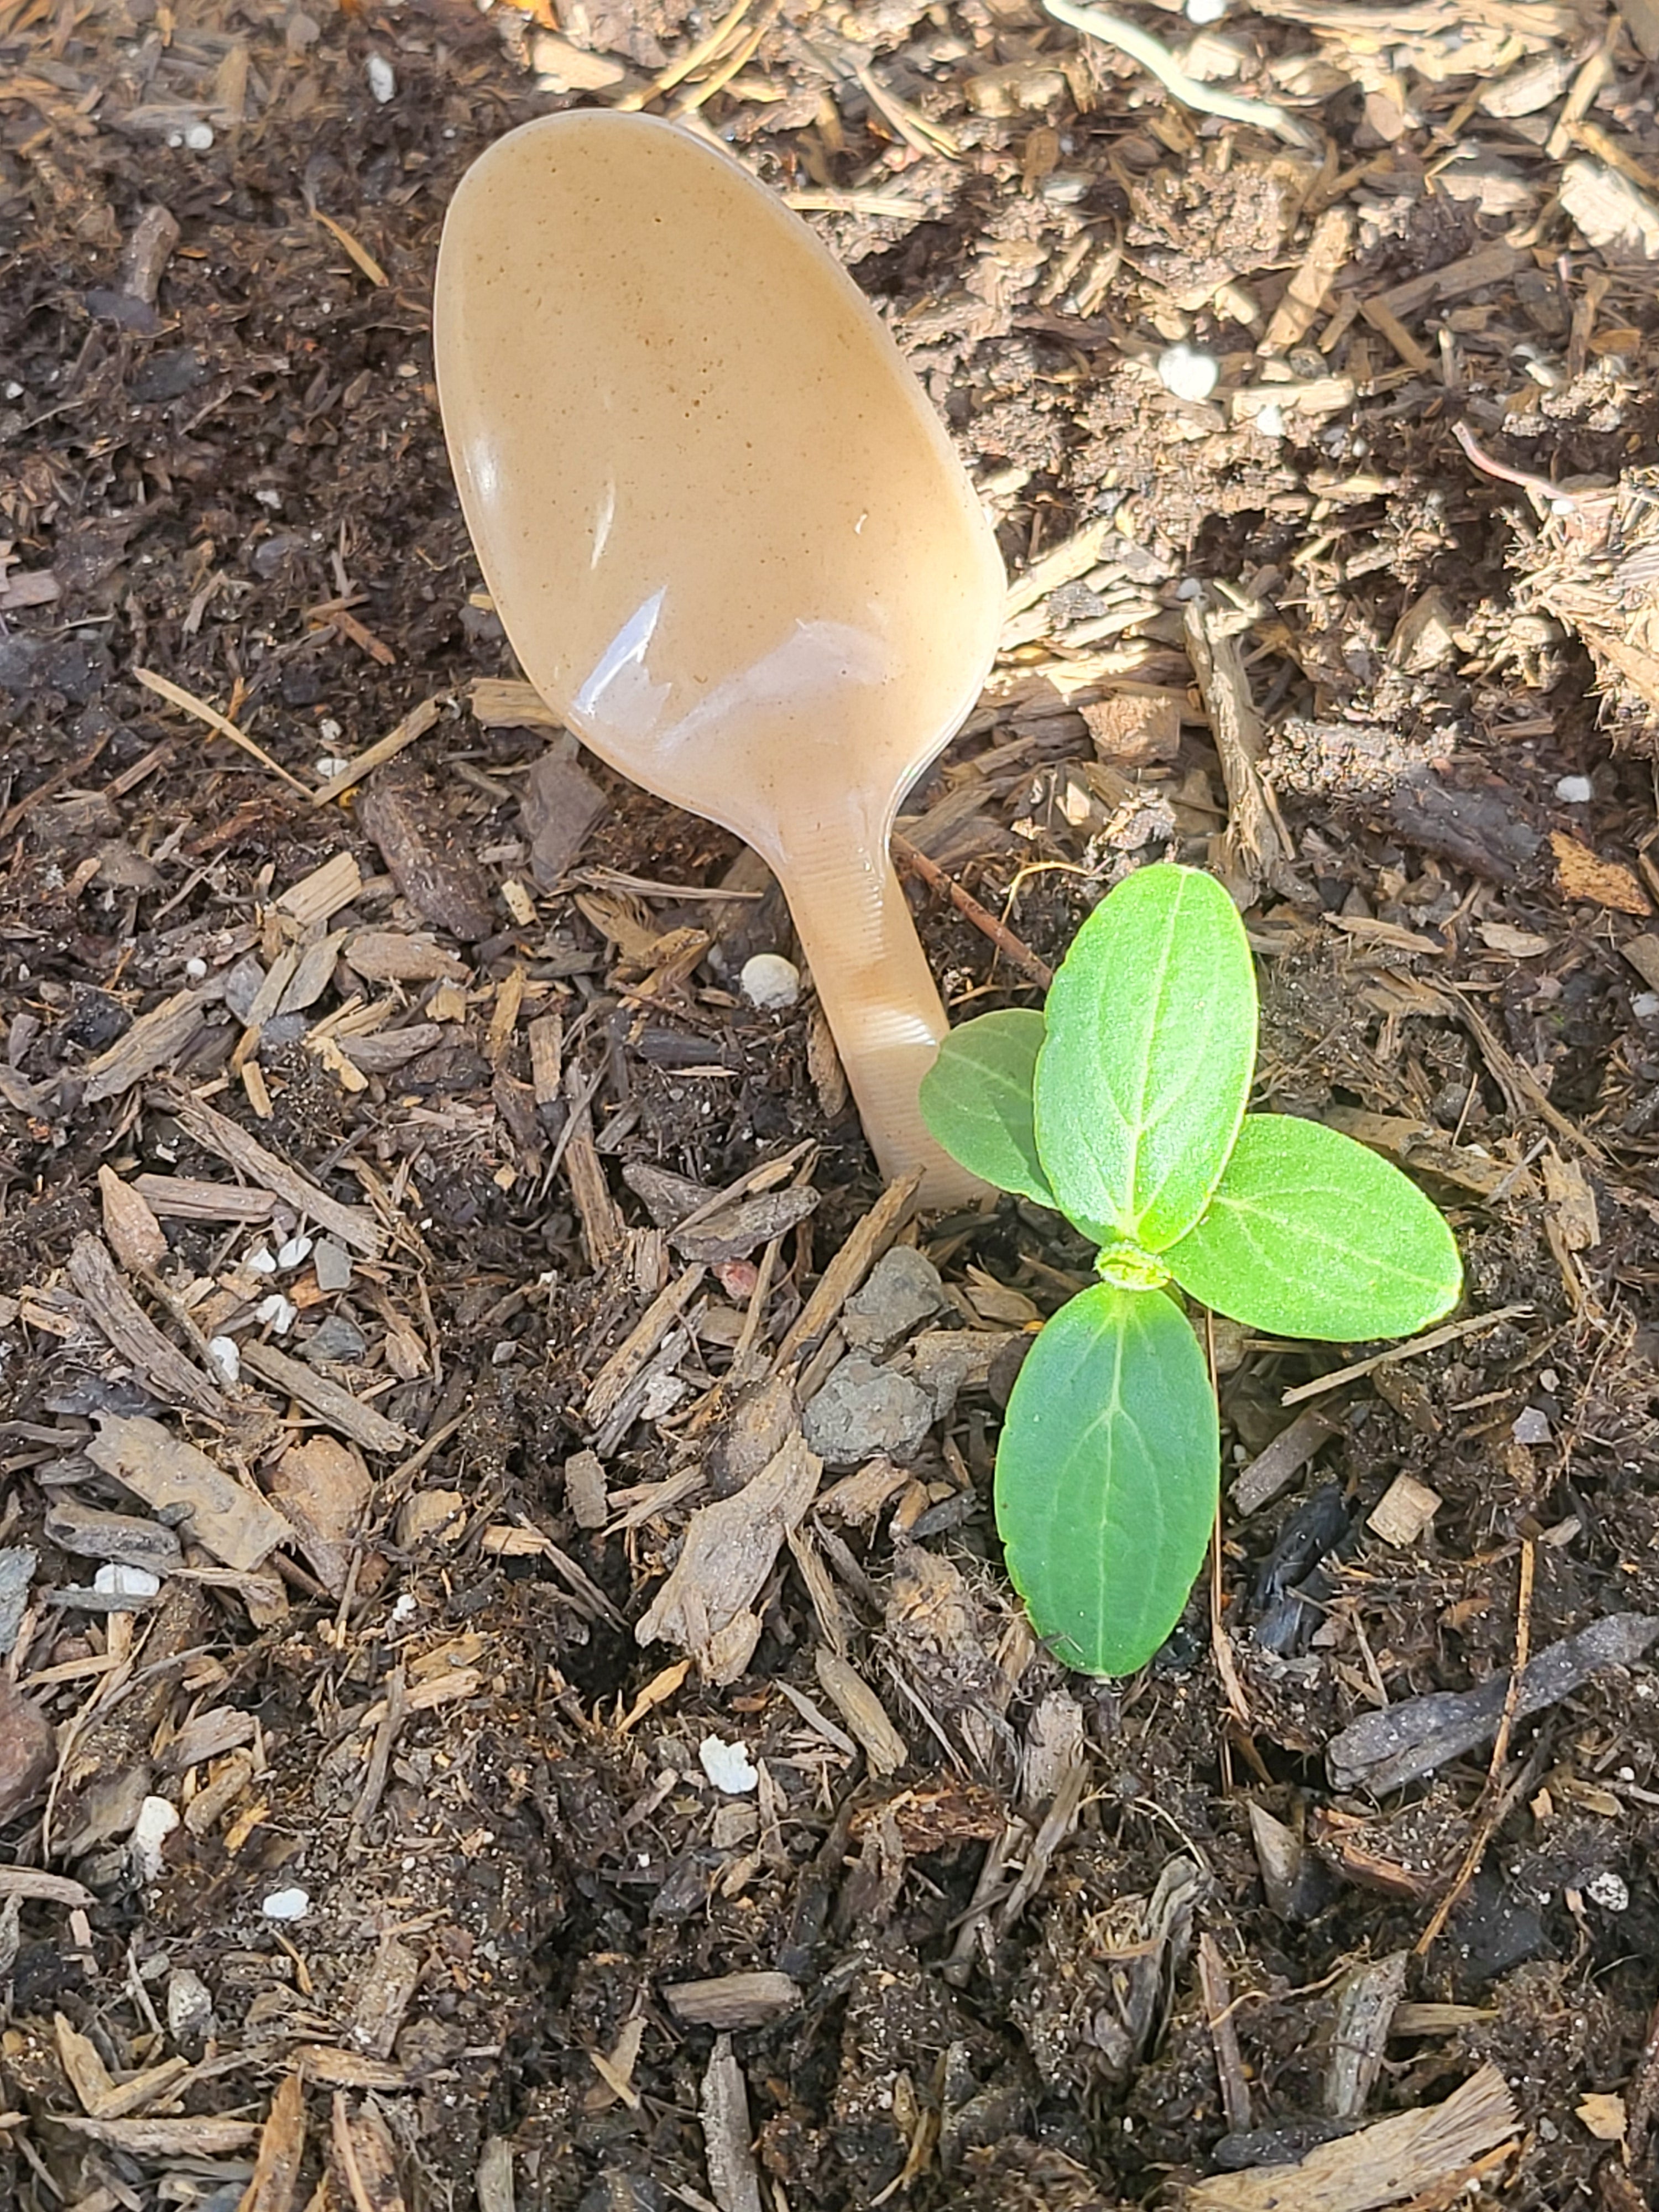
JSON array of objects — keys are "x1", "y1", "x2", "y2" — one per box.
[{"x1": 6, "y1": 0, "x2": 1659, "y2": 2208}]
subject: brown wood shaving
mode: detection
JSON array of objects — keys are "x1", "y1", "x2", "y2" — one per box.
[{"x1": 156, "y1": 1083, "x2": 385, "y2": 1256}]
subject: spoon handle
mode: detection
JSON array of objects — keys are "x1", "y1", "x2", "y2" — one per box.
[{"x1": 782, "y1": 848, "x2": 989, "y2": 1208}]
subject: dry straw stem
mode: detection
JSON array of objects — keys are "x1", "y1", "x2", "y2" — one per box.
[{"x1": 133, "y1": 666, "x2": 312, "y2": 796}]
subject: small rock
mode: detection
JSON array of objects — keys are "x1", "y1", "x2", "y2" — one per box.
[
  {"x1": 276, "y1": 1234, "x2": 314, "y2": 1271},
  {"x1": 300, "y1": 1312, "x2": 368, "y2": 1365},
  {"x1": 132, "y1": 1793, "x2": 180, "y2": 1880},
  {"x1": 262, "y1": 1886, "x2": 309, "y2": 1921},
  {"x1": 842, "y1": 1246, "x2": 946, "y2": 1355},
  {"x1": 312, "y1": 1238, "x2": 353, "y2": 1293},
  {"x1": 206, "y1": 1335, "x2": 240, "y2": 1384},
  {"x1": 397, "y1": 1489, "x2": 466, "y2": 1548},
  {"x1": 167, "y1": 1965, "x2": 216, "y2": 2041},
  {"x1": 184, "y1": 121, "x2": 214, "y2": 152},
  {"x1": 902, "y1": 1329, "x2": 1002, "y2": 1421},
  {"x1": 255, "y1": 1292, "x2": 297, "y2": 1334},
  {"x1": 1555, "y1": 775, "x2": 1593, "y2": 804},
  {"x1": 0, "y1": 1678, "x2": 55, "y2": 1824},
  {"x1": 803, "y1": 1354, "x2": 933, "y2": 1468},
  {"x1": 0, "y1": 1545, "x2": 38, "y2": 1658},
  {"x1": 1512, "y1": 1406, "x2": 1552, "y2": 1446},
  {"x1": 366, "y1": 53, "x2": 395, "y2": 102},
  {"x1": 93, "y1": 1562, "x2": 162, "y2": 1603},
  {"x1": 1157, "y1": 343, "x2": 1219, "y2": 402},
  {"x1": 1586, "y1": 1869, "x2": 1629, "y2": 1912},
  {"x1": 698, "y1": 1735, "x2": 759, "y2": 1794},
  {"x1": 740, "y1": 952, "x2": 801, "y2": 1010}
]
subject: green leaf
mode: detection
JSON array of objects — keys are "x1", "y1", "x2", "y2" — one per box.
[
  {"x1": 1164, "y1": 1115, "x2": 1463, "y2": 1342},
  {"x1": 1034, "y1": 863, "x2": 1256, "y2": 1250},
  {"x1": 920, "y1": 1009, "x2": 1055, "y2": 1207},
  {"x1": 995, "y1": 1283, "x2": 1218, "y2": 1676}
]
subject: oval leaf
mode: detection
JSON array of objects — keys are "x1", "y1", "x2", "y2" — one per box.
[
  {"x1": 1164, "y1": 1115, "x2": 1463, "y2": 1341},
  {"x1": 996, "y1": 1283, "x2": 1218, "y2": 1676},
  {"x1": 920, "y1": 1009, "x2": 1054, "y2": 1206},
  {"x1": 1034, "y1": 863, "x2": 1255, "y2": 1250}
]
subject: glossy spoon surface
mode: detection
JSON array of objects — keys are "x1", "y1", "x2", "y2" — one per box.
[{"x1": 435, "y1": 111, "x2": 1006, "y2": 1199}]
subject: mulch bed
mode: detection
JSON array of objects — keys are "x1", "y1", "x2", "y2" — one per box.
[{"x1": 5, "y1": 0, "x2": 1659, "y2": 2206}]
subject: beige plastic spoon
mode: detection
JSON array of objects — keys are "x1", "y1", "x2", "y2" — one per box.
[{"x1": 434, "y1": 111, "x2": 1006, "y2": 1203}]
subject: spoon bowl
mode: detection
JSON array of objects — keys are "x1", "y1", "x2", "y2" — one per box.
[{"x1": 435, "y1": 112, "x2": 1006, "y2": 1199}]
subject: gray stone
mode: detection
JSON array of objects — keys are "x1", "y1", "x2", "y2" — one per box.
[
  {"x1": 802, "y1": 1354, "x2": 933, "y2": 1469},
  {"x1": 841, "y1": 1246, "x2": 946, "y2": 1355},
  {"x1": 901, "y1": 1329, "x2": 1004, "y2": 1422},
  {"x1": 0, "y1": 1546, "x2": 35, "y2": 1658}
]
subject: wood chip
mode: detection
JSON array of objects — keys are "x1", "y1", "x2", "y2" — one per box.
[
  {"x1": 1262, "y1": 206, "x2": 1352, "y2": 353},
  {"x1": 267, "y1": 1434, "x2": 372, "y2": 1594},
  {"x1": 665, "y1": 1971, "x2": 801, "y2": 2028},
  {"x1": 309, "y1": 695, "x2": 442, "y2": 807},
  {"x1": 1232, "y1": 1408, "x2": 1338, "y2": 1515},
  {"x1": 1550, "y1": 830, "x2": 1652, "y2": 915},
  {"x1": 157, "y1": 1085, "x2": 385, "y2": 1256},
  {"x1": 131, "y1": 1174, "x2": 276, "y2": 1222},
  {"x1": 49, "y1": 2115, "x2": 259, "y2": 2154},
  {"x1": 1325, "y1": 1951, "x2": 1408, "y2": 2121},
  {"x1": 812, "y1": 1647, "x2": 908, "y2": 1777},
  {"x1": 238, "y1": 1339, "x2": 412, "y2": 1455},
  {"x1": 636, "y1": 1433, "x2": 822, "y2": 1683},
  {"x1": 278, "y1": 850, "x2": 363, "y2": 927},
  {"x1": 1186, "y1": 2061, "x2": 1516, "y2": 2210},
  {"x1": 238, "y1": 2072, "x2": 306, "y2": 2212},
  {"x1": 562, "y1": 1448, "x2": 609, "y2": 1530},
  {"x1": 82, "y1": 987, "x2": 220, "y2": 1104},
  {"x1": 771, "y1": 1172, "x2": 921, "y2": 1374},
  {"x1": 1366, "y1": 1473, "x2": 1442, "y2": 1548},
  {"x1": 349, "y1": 1933, "x2": 421, "y2": 2060},
  {"x1": 585, "y1": 1265, "x2": 706, "y2": 1427},
  {"x1": 87, "y1": 1412, "x2": 293, "y2": 1572},
  {"x1": 700, "y1": 2036, "x2": 763, "y2": 2212},
  {"x1": 66, "y1": 1233, "x2": 225, "y2": 1417},
  {"x1": 1327, "y1": 1611, "x2": 1659, "y2": 1795},
  {"x1": 97, "y1": 1167, "x2": 168, "y2": 1274}
]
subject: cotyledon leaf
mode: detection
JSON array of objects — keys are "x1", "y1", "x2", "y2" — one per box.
[
  {"x1": 1033, "y1": 863, "x2": 1256, "y2": 1250},
  {"x1": 1164, "y1": 1114, "x2": 1463, "y2": 1342},
  {"x1": 919, "y1": 1008, "x2": 1054, "y2": 1206},
  {"x1": 995, "y1": 1282, "x2": 1218, "y2": 1676}
]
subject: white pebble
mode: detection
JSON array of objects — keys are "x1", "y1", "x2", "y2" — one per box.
[
  {"x1": 740, "y1": 952, "x2": 801, "y2": 1010},
  {"x1": 1186, "y1": 0, "x2": 1228, "y2": 20},
  {"x1": 246, "y1": 1245, "x2": 278, "y2": 1274},
  {"x1": 315, "y1": 756, "x2": 352, "y2": 782},
  {"x1": 698, "y1": 1734, "x2": 759, "y2": 1794},
  {"x1": 255, "y1": 487, "x2": 283, "y2": 509},
  {"x1": 255, "y1": 1292, "x2": 298, "y2": 1334},
  {"x1": 95, "y1": 1563, "x2": 161, "y2": 1600},
  {"x1": 207, "y1": 1335, "x2": 241, "y2": 1385},
  {"x1": 132, "y1": 1795, "x2": 180, "y2": 1880},
  {"x1": 184, "y1": 122, "x2": 214, "y2": 152},
  {"x1": 185, "y1": 956, "x2": 208, "y2": 979},
  {"x1": 276, "y1": 1234, "x2": 314, "y2": 1270},
  {"x1": 366, "y1": 53, "x2": 395, "y2": 102},
  {"x1": 1254, "y1": 402, "x2": 1285, "y2": 438},
  {"x1": 1632, "y1": 993, "x2": 1659, "y2": 1021},
  {"x1": 1157, "y1": 343, "x2": 1219, "y2": 403},
  {"x1": 262, "y1": 1886, "x2": 310, "y2": 1921},
  {"x1": 1586, "y1": 1870, "x2": 1629, "y2": 1913},
  {"x1": 1554, "y1": 775, "x2": 1593, "y2": 804}
]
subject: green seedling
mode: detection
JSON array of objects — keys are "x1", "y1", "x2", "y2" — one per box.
[{"x1": 920, "y1": 862, "x2": 1462, "y2": 1676}]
